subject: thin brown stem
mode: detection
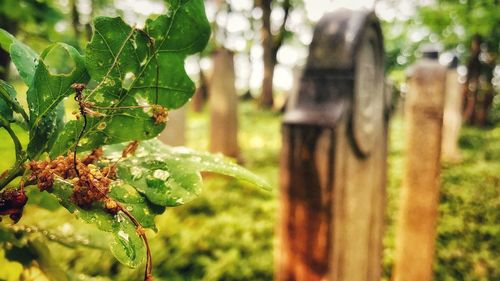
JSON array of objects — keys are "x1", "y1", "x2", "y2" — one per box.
[
  {"x1": 118, "y1": 204, "x2": 153, "y2": 280},
  {"x1": 91, "y1": 104, "x2": 152, "y2": 110},
  {"x1": 72, "y1": 82, "x2": 153, "y2": 280},
  {"x1": 0, "y1": 164, "x2": 24, "y2": 191}
]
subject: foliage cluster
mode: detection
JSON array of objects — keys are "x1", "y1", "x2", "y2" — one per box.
[{"x1": 0, "y1": 1, "x2": 269, "y2": 280}]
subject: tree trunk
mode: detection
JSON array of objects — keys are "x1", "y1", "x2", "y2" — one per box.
[
  {"x1": 258, "y1": 0, "x2": 274, "y2": 108},
  {"x1": 474, "y1": 56, "x2": 495, "y2": 126},
  {"x1": 462, "y1": 35, "x2": 481, "y2": 124},
  {"x1": 85, "y1": 0, "x2": 95, "y2": 41},
  {"x1": 70, "y1": 0, "x2": 81, "y2": 41}
]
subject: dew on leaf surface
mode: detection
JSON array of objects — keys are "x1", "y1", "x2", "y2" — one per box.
[
  {"x1": 130, "y1": 166, "x2": 144, "y2": 180},
  {"x1": 152, "y1": 169, "x2": 170, "y2": 181},
  {"x1": 117, "y1": 230, "x2": 130, "y2": 242},
  {"x1": 97, "y1": 122, "x2": 107, "y2": 130}
]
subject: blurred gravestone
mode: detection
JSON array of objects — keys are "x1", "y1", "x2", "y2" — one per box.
[
  {"x1": 158, "y1": 106, "x2": 187, "y2": 146},
  {"x1": 278, "y1": 9, "x2": 387, "y2": 281},
  {"x1": 209, "y1": 48, "x2": 239, "y2": 158},
  {"x1": 441, "y1": 57, "x2": 462, "y2": 161},
  {"x1": 393, "y1": 47, "x2": 446, "y2": 281}
]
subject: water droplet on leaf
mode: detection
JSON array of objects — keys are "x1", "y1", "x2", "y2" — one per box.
[
  {"x1": 152, "y1": 169, "x2": 170, "y2": 181},
  {"x1": 117, "y1": 230, "x2": 130, "y2": 242},
  {"x1": 97, "y1": 122, "x2": 107, "y2": 130}
]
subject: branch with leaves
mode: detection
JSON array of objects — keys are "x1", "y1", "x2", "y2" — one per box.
[{"x1": 0, "y1": 1, "x2": 270, "y2": 280}]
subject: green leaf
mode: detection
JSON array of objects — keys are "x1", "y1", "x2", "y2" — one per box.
[
  {"x1": 0, "y1": 226, "x2": 18, "y2": 245},
  {"x1": 49, "y1": 95, "x2": 162, "y2": 158},
  {"x1": 0, "y1": 80, "x2": 28, "y2": 125},
  {"x1": 146, "y1": 0, "x2": 211, "y2": 56},
  {"x1": 11, "y1": 43, "x2": 38, "y2": 85},
  {"x1": 0, "y1": 29, "x2": 15, "y2": 52},
  {"x1": 0, "y1": 249, "x2": 23, "y2": 281},
  {"x1": 50, "y1": 0, "x2": 210, "y2": 156},
  {"x1": 0, "y1": 80, "x2": 16, "y2": 122},
  {"x1": 50, "y1": 178, "x2": 146, "y2": 268},
  {"x1": 10, "y1": 205, "x2": 109, "y2": 250},
  {"x1": 106, "y1": 139, "x2": 271, "y2": 207},
  {"x1": 0, "y1": 28, "x2": 38, "y2": 85},
  {"x1": 27, "y1": 43, "x2": 89, "y2": 158},
  {"x1": 108, "y1": 183, "x2": 165, "y2": 231},
  {"x1": 26, "y1": 240, "x2": 69, "y2": 281}
]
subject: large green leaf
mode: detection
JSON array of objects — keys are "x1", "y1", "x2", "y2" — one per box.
[
  {"x1": 105, "y1": 139, "x2": 271, "y2": 207},
  {"x1": 0, "y1": 80, "x2": 28, "y2": 125},
  {"x1": 0, "y1": 28, "x2": 38, "y2": 85},
  {"x1": 0, "y1": 80, "x2": 16, "y2": 122},
  {"x1": 0, "y1": 29, "x2": 15, "y2": 51},
  {"x1": 27, "y1": 43, "x2": 89, "y2": 158},
  {"x1": 11, "y1": 43, "x2": 38, "y2": 85},
  {"x1": 50, "y1": 0, "x2": 210, "y2": 156},
  {"x1": 50, "y1": 178, "x2": 146, "y2": 268},
  {"x1": 107, "y1": 182, "x2": 165, "y2": 231}
]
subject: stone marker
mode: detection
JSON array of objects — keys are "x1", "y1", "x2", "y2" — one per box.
[
  {"x1": 278, "y1": 9, "x2": 387, "y2": 281},
  {"x1": 158, "y1": 106, "x2": 187, "y2": 146},
  {"x1": 441, "y1": 56, "x2": 462, "y2": 162},
  {"x1": 209, "y1": 48, "x2": 239, "y2": 158},
  {"x1": 393, "y1": 47, "x2": 446, "y2": 281}
]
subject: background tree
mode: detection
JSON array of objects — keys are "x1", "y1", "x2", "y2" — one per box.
[
  {"x1": 255, "y1": 0, "x2": 292, "y2": 108},
  {"x1": 418, "y1": 0, "x2": 499, "y2": 126}
]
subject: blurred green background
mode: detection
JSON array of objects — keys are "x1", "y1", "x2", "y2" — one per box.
[
  {"x1": 1, "y1": 102, "x2": 499, "y2": 280},
  {"x1": 1, "y1": 0, "x2": 499, "y2": 280}
]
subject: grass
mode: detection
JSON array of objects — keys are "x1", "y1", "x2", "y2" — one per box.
[{"x1": 1, "y1": 100, "x2": 499, "y2": 280}]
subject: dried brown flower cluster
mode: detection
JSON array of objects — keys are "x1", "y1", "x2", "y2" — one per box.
[
  {"x1": 27, "y1": 148, "x2": 115, "y2": 210},
  {"x1": 25, "y1": 142, "x2": 152, "y2": 281},
  {"x1": 70, "y1": 163, "x2": 112, "y2": 208},
  {"x1": 152, "y1": 105, "x2": 168, "y2": 124},
  {"x1": 28, "y1": 149, "x2": 103, "y2": 191},
  {"x1": 0, "y1": 188, "x2": 28, "y2": 223}
]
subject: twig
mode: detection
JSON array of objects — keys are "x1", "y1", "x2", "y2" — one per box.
[
  {"x1": 117, "y1": 203, "x2": 153, "y2": 281},
  {"x1": 72, "y1": 83, "x2": 88, "y2": 178},
  {"x1": 0, "y1": 162, "x2": 25, "y2": 191},
  {"x1": 71, "y1": 81, "x2": 154, "y2": 280}
]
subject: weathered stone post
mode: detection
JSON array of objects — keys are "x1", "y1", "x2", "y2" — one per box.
[
  {"x1": 393, "y1": 48, "x2": 446, "y2": 281},
  {"x1": 158, "y1": 106, "x2": 187, "y2": 146},
  {"x1": 278, "y1": 9, "x2": 387, "y2": 281},
  {"x1": 209, "y1": 48, "x2": 239, "y2": 158},
  {"x1": 441, "y1": 57, "x2": 462, "y2": 162}
]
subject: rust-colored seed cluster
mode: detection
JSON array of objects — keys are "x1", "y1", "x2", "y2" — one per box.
[
  {"x1": 28, "y1": 148, "x2": 114, "y2": 210},
  {"x1": 152, "y1": 105, "x2": 168, "y2": 124},
  {"x1": 0, "y1": 188, "x2": 28, "y2": 223},
  {"x1": 82, "y1": 147, "x2": 104, "y2": 165},
  {"x1": 25, "y1": 142, "x2": 153, "y2": 281},
  {"x1": 71, "y1": 163, "x2": 112, "y2": 208},
  {"x1": 28, "y1": 154, "x2": 78, "y2": 191},
  {"x1": 102, "y1": 165, "x2": 117, "y2": 179}
]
